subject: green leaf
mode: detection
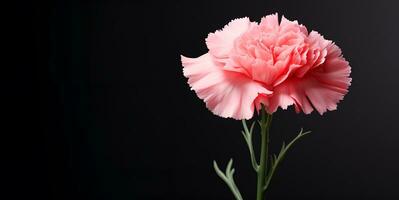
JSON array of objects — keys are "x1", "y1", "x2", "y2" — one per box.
[
  {"x1": 241, "y1": 120, "x2": 259, "y2": 172},
  {"x1": 213, "y1": 159, "x2": 244, "y2": 200},
  {"x1": 263, "y1": 128, "x2": 311, "y2": 191}
]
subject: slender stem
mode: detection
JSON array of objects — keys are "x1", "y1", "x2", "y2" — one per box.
[{"x1": 256, "y1": 106, "x2": 272, "y2": 200}]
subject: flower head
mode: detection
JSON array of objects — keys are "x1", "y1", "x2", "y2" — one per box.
[{"x1": 181, "y1": 13, "x2": 351, "y2": 119}]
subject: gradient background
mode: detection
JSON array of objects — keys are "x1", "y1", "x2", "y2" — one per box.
[{"x1": 10, "y1": 0, "x2": 399, "y2": 199}]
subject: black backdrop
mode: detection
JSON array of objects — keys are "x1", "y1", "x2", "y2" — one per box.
[{"x1": 11, "y1": 0, "x2": 399, "y2": 199}]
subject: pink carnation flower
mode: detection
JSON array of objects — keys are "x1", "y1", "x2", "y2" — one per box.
[{"x1": 181, "y1": 14, "x2": 351, "y2": 119}]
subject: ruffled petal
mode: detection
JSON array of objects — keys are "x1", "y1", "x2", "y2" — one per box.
[
  {"x1": 181, "y1": 53, "x2": 272, "y2": 119},
  {"x1": 259, "y1": 13, "x2": 279, "y2": 31},
  {"x1": 266, "y1": 43, "x2": 351, "y2": 115},
  {"x1": 205, "y1": 17, "x2": 254, "y2": 60},
  {"x1": 279, "y1": 16, "x2": 308, "y2": 35},
  {"x1": 296, "y1": 31, "x2": 332, "y2": 77},
  {"x1": 265, "y1": 79, "x2": 313, "y2": 114}
]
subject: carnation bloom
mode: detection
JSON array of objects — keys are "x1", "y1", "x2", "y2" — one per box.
[{"x1": 181, "y1": 14, "x2": 351, "y2": 119}]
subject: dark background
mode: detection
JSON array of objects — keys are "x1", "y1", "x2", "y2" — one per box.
[{"x1": 8, "y1": 0, "x2": 399, "y2": 199}]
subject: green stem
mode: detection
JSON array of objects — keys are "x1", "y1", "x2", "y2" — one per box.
[{"x1": 256, "y1": 106, "x2": 272, "y2": 200}]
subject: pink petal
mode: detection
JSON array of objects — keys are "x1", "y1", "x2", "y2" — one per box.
[
  {"x1": 310, "y1": 43, "x2": 352, "y2": 94},
  {"x1": 267, "y1": 43, "x2": 351, "y2": 115},
  {"x1": 266, "y1": 79, "x2": 314, "y2": 114},
  {"x1": 308, "y1": 31, "x2": 331, "y2": 68},
  {"x1": 259, "y1": 13, "x2": 279, "y2": 31},
  {"x1": 296, "y1": 31, "x2": 332, "y2": 78},
  {"x1": 181, "y1": 53, "x2": 272, "y2": 119},
  {"x1": 205, "y1": 17, "x2": 254, "y2": 60},
  {"x1": 279, "y1": 16, "x2": 308, "y2": 35}
]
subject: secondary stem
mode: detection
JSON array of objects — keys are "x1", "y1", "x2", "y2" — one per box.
[{"x1": 256, "y1": 106, "x2": 272, "y2": 200}]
